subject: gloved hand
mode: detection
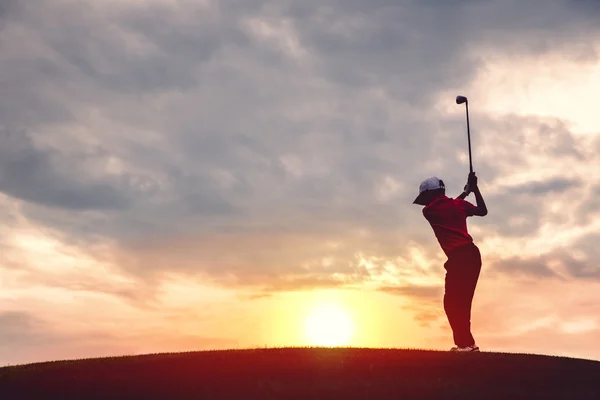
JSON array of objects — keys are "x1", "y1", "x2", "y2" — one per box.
[{"x1": 467, "y1": 172, "x2": 478, "y2": 188}]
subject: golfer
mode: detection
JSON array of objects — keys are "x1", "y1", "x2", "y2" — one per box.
[{"x1": 413, "y1": 172, "x2": 488, "y2": 352}]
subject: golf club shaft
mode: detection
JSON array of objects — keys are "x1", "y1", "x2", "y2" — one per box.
[{"x1": 465, "y1": 101, "x2": 473, "y2": 174}]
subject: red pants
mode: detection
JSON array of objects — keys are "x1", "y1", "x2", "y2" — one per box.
[{"x1": 443, "y1": 243, "x2": 482, "y2": 347}]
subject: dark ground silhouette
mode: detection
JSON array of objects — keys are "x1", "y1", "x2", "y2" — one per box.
[{"x1": 0, "y1": 348, "x2": 599, "y2": 399}]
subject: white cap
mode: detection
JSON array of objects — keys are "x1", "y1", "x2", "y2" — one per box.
[{"x1": 413, "y1": 177, "x2": 445, "y2": 204}]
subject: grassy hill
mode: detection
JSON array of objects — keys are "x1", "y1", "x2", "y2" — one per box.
[{"x1": 0, "y1": 347, "x2": 599, "y2": 399}]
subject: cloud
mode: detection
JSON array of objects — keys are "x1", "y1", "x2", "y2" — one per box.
[
  {"x1": 505, "y1": 178, "x2": 582, "y2": 196},
  {"x1": 112, "y1": 230, "x2": 378, "y2": 285},
  {"x1": 0, "y1": 311, "x2": 44, "y2": 346},
  {"x1": 489, "y1": 256, "x2": 560, "y2": 279},
  {"x1": 1, "y1": 0, "x2": 600, "y2": 363},
  {"x1": 0, "y1": 2, "x2": 593, "y2": 219},
  {"x1": 0, "y1": 310, "x2": 237, "y2": 365},
  {"x1": 378, "y1": 284, "x2": 446, "y2": 328},
  {"x1": 378, "y1": 284, "x2": 442, "y2": 300},
  {"x1": 0, "y1": 0, "x2": 598, "y2": 291},
  {"x1": 0, "y1": 128, "x2": 130, "y2": 211},
  {"x1": 560, "y1": 234, "x2": 600, "y2": 279},
  {"x1": 487, "y1": 236, "x2": 600, "y2": 281}
]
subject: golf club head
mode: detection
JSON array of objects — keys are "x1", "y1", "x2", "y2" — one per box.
[{"x1": 456, "y1": 95, "x2": 468, "y2": 104}]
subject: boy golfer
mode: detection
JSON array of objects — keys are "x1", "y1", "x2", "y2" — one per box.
[{"x1": 413, "y1": 172, "x2": 488, "y2": 352}]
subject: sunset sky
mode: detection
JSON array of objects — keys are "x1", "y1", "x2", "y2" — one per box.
[{"x1": 1, "y1": 0, "x2": 600, "y2": 366}]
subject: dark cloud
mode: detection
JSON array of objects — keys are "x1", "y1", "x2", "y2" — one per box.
[
  {"x1": 562, "y1": 235, "x2": 600, "y2": 279},
  {"x1": 490, "y1": 241, "x2": 600, "y2": 281},
  {"x1": 575, "y1": 184, "x2": 600, "y2": 223},
  {"x1": 11, "y1": 2, "x2": 226, "y2": 94},
  {"x1": 473, "y1": 116, "x2": 586, "y2": 181},
  {"x1": 0, "y1": 128, "x2": 130, "y2": 211},
  {"x1": 489, "y1": 256, "x2": 560, "y2": 279},
  {"x1": 0, "y1": 312, "x2": 44, "y2": 346},
  {"x1": 0, "y1": 0, "x2": 599, "y2": 292},
  {"x1": 460, "y1": 116, "x2": 590, "y2": 238},
  {"x1": 378, "y1": 285, "x2": 442, "y2": 300},
  {"x1": 506, "y1": 178, "x2": 581, "y2": 196},
  {"x1": 379, "y1": 283, "x2": 446, "y2": 328},
  {"x1": 412, "y1": 309, "x2": 444, "y2": 328}
]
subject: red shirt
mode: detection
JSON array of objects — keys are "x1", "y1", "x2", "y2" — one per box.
[{"x1": 423, "y1": 196, "x2": 478, "y2": 256}]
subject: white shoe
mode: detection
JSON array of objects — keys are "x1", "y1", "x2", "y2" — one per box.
[{"x1": 450, "y1": 345, "x2": 480, "y2": 352}]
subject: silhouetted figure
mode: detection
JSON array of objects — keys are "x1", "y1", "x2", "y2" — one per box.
[{"x1": 413, "y1": 172, "x2": 488, "y2": 352}]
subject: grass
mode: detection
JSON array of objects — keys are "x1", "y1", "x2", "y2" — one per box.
[{"x1": 0, "y1": 347, "x2": 599, "y2": 399}]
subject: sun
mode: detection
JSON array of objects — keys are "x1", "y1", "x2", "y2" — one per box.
[{"x1": 305, "y1": 304, "x2": 354, "y2": 347}]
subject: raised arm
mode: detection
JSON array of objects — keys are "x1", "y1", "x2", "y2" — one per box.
[
  {"x1": 471, "y1": 186, "x2": 488, "y2": 216},
  {"x1": 456, "y1": 186, "x2": 469, "y2": 200},
  {"x1": 469, "y1": 172, "x2": 487, "y2": 216}
]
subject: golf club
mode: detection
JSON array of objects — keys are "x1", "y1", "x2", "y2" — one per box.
[{"x1": 456, "y1": 95, "x2": 472, "y2": 173}]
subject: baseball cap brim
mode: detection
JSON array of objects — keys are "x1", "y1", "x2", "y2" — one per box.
[{"x1": 413, "y1": 191, "x2": 428, "y2": 205}]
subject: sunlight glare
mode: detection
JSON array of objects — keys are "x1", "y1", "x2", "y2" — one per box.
[{"x1": 305, "y1": 304, "x2": 354, "y2": 347}]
